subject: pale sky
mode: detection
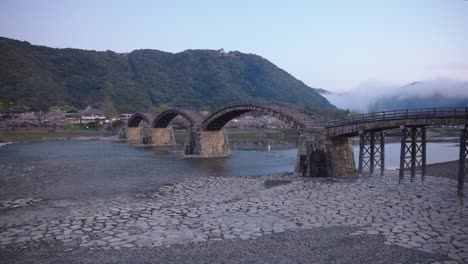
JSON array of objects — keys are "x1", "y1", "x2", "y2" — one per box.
[{"x1": 0, "y1": 0, "x2": 467, "y2": 92}]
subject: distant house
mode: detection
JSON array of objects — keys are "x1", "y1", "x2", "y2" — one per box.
[
  {"x1": 64, "y1": 109, "x2": 81, "y2": 124},
  {"x1": 79, "y1": 106, "x2": 106, "y2": 124}
]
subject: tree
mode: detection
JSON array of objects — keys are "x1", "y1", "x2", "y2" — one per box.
[
  {"x1": 101, "y1": 97, "x2": 118, "y2": 119},
  {"x1": 154, "y1": 104, "x2": 170, "y2": 114},
  {"x1": 44, "y1": 110, "x2": 66, "y2": 131},
  {"x1": 0, "y1": 101, "x2": 4, "y2": 111},
  {"x1": 49, "y1": 105, "x2": 75, "y2": 112},
  {"x1": 8, "y1": 112, "x2": 40, "y2": 128}
]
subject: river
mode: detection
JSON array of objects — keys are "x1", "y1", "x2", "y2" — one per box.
[{"x1": 0, "y1": 138, "x2": 460, "y2": 201}]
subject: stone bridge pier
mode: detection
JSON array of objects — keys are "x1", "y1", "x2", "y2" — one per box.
[
  {"x1": 183, "y1": 125, "x2": 355, "y2": 176},
  {"x1": 294, "y1": 128, "x2": 356, "y2": 177},
  {"x1": 127, "y1": 113, "x2": 155, "y2": 144},
  {"x1": 184, "y1": 127, "x2": 230, "y2": 157},
  {"x1": 151, "y1": 127, "x2": 176, "y2": 146},
  {"x1": 127, "y1": 126, "x2": 141, "y2": 143}
]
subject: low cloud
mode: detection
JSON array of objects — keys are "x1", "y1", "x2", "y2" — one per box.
[{"x1": 323, "y1": 79, "x2": 468, "y2": 112}]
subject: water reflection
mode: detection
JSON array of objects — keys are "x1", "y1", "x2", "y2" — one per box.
[
  {"x1": 0, "y1": 140, "x2": 296, "y2": 201},
  {"x1": 231, "y1": 140, "x2": 296, "y2": 151}
]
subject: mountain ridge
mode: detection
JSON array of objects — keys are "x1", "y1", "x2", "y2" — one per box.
[{"x1": 0, "y1": 37, "x2": 333, "y2": 114}]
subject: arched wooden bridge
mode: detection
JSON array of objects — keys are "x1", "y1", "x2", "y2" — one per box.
[
  {"x1": 153, "y1": 108, "x2": 204, "y2": 128},
  {"x1": 119, "y1": 103, "x2": 467, "y2": 195},
  {"x1": 201, "y1": 102, "x2": 321, "y2": 132}
]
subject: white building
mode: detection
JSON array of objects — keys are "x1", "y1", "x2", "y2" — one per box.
[{"x1": 79, "y1": 106, "x2": 106, "y2": 124}]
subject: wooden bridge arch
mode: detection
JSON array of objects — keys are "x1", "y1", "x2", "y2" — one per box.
[
  {"x1": 127, "y1": 113, "x2": 154, "y2": 128},
  {"x1": 201, "y1": 103, "x2": 321, "y2": 132},
  {"x1": 153, "y1": 108, "x2": 204, "y2": 128},
  {"x1": 127, "y1": 113, "x2": 155, "y2": 143},
  {"x1": 122, "y1": 105, "x2": 467, "y2": 195}
]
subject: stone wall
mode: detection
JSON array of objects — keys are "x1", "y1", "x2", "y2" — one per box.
[
  {"x1": 127, "y1": 122, "x2": 152, "y2": 144},
  {"x1": 151, "y1": 127, "x2": 176, "y2": 145},
  {"x1": 294, "y1": 128, "x2": 356, "y2": 177},
  {"x1": 326, "y1": 137, "x2": 356, "y2": 176},
  {"x1": 184, "y1": 128, "x2": 230, "y2": 157},
  {"x1": 127, "y1": 127, "x2": 140, "y2": 143},
  {"x1": 294, "y1": 128, "x2": 328, "y2": 177}
]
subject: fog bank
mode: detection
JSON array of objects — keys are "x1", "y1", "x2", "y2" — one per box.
[{"x1": 323, "y1": 79, "x2": 468, "y2": 113}]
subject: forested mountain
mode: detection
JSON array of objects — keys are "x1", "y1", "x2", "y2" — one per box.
[{"x1": 0, "y1": 37, "x2": 333, "y2": 114}]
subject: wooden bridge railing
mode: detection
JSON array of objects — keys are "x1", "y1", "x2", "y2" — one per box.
[{"x1": 326, "y1": 107, "x2": 468, "y2": 127}]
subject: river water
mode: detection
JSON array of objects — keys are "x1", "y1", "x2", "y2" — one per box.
[{"x1": 0, "y1": 138, "x2": 460, "y2": 201}]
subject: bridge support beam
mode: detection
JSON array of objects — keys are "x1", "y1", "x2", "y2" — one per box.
[
  {"x1": 151, "y1": 127, "x2": 176, "y2": 146},
  {"x1": 458, "y1": 125, "x2": 467, "y2": 195},
  {"x1": 358, "y1": 130, "x2": 385, "y2": 176},
  {"x1": 184, "y1": 128, "x2": 230, "y2": 157},
  {"x1": 294, "y1": 129, "x2": 356, "y2": 177},
  {"x1": 398, "y1": 126, "x2": 426, "y2": 183}
]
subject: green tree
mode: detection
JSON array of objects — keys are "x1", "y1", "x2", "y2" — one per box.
[
  {"x1": 101, "y1": 97, "x2": 118, "y2": 119},
  {"x1": 0, "y1": 37, "x2": 335, "y2": 112},
  {"x1": 0, "y1": 101, "x2": 4, "y2": 111},
  {"x1": 49, "y1": 105, "x2": 75, "y2": 112},
  {"x1": 154, "y1": 104, "x2": 171, "y2": 114}
]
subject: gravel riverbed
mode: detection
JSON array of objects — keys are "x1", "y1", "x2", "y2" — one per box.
[{"x1": 1, "y1": 166, "x2": 467, "y2": 264}]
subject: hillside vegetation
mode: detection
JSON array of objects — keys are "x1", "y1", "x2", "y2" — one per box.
[{"x1": 0, "y1": 37, "x2": 333, "y2": 114}]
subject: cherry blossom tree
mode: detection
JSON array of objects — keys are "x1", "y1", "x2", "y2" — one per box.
[
  {"x1": 43, "y1": 110, "x2": 66, "y2": 131},
  {"x1": 6, "y1": 112, "x2": 40, "y2": 128}
]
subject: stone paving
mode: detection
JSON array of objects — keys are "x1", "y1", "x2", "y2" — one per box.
[{"x1": 0, "y1": 171, "x2": 467, "y2": 264}]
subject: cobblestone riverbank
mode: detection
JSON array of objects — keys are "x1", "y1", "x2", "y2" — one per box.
[{"x1": 0, "y1": 171, "x2": 467, "y2": 263}]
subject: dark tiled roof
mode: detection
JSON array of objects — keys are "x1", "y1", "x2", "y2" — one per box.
[{"x1": 79, "y1": 106, "x2": 104, "y2": 115}]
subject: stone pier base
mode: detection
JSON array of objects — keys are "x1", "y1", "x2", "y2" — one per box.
[
  {"x1": 151, "y1": 127, "x2": 176, "y2": 145},
  {"x1": 294, "y1": 130, "x2": 328, "y2": 177},
  {"x1": 294, "y1": 129, "x2": 356, "y2": 177},
  {"x1": 127, "y1": 122, "x2": 152, "y2": 144},
  {"x1": 326, "y1": 137, "x2": 356, "y2": 176},
  {"x1": 127, "y1": 127, "x2": 141, "y2": 143},
  {"x1": 184, "y1": 128, "x2": 230, "y2": 157}
]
